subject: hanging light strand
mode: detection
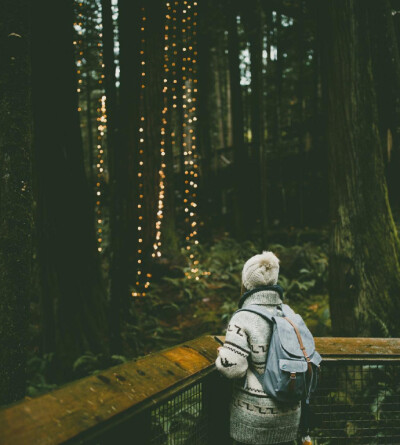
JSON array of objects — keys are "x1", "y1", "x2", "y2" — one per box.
[
  {"x1": 73, "y1": 1, "x2": 107, "y2": 254},
  {"x1": 151, "y1": 2, "x2": 172, "y2": 261},
  {"x1": 95, "y1": 12, "x2": 107, "y2": 253},
  {"x1": 132, "y1": 7, "x2": 148, "y2": 297},
  {"x1": 73, "y1": 1, "x2": 84, "y2": 113},
  {"x1": 168, "y1": 0, "x2": 179, "y2": 216},
  {"x1": 182, "y1": 0, "x2": 202, "y2": 280}
]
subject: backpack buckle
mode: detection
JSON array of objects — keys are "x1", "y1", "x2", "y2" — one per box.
[{"x1": 289, "y1": 372, "x2": 297, "y2": 392}]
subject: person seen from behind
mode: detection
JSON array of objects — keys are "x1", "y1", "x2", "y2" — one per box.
[{"x1": 215, "y1": 251, "x2": 301, "y2": 445}]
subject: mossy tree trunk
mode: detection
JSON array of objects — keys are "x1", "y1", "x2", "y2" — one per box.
[
  {"x1": 323, "y1": 0, "x2": 400, "y2": 336},
  {"x1": 32, "y1": 0, "x2": 109, "y2": 380},
  {"x1": 0, "y1": 0, "x2": 33, "y2": 405}
]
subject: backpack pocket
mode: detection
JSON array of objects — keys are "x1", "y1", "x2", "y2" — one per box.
[
  {"x1": 310, "y1": 352, "x2": 322, "y2": 393},
  {"x1": 277, "y1": 359, "x2": 308, "y2": 400}
]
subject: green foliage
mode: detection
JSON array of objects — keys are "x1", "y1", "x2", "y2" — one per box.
[
  {"x1": 72, "y1": 352, "x2": 128, "y2": 379},
  {"x1": 25, "y1": 231, "x2": 332, "y2": 396},
  {"x1": 124, "y1": 232, "x2": 331, "y2": 358},
  {"x1": 26, "y1": 351, "x2": 128, "y2": 397},
  {"x1": 26, "y1": 354, "x2": 58, "y2": 398},
  {"x1": 269, "y1": 242, "x2": 329, "y2": 302}
]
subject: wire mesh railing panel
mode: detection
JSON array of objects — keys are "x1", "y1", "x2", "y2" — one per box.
[
  {"x1": 312, "y1": 362, "x2": 400, "y2": 444},
  {"x1": 149, "y1": 382, "x2": 209, "y2": 445}
]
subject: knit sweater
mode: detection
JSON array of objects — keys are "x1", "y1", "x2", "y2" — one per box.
[{"x1": 215, "y1": 290, "x2": 301, "y2": 444}]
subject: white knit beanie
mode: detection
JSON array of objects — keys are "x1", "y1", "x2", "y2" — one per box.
[{"x1": 242, "y1": 251, "x2": 280, "y2": 290}]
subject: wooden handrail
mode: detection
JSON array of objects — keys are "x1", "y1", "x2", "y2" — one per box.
[
  {"x1": 0, "y1": 336, "x2": 219, "y2": 445},
  {"x1": 315, "y1": 337, "x2": 400, "y2": 360},
  {"x1": 1, "y1": 336, "x2": 400, "y2": 444}
]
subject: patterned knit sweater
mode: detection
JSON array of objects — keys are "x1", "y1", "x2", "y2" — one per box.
[{"x1": 215, "y1": 290, "x2": 301, "y2": 444}]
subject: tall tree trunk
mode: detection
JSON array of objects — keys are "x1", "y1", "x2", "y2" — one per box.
[
  {"x1": 370, "y1": 0, "x2": 400, "y2": 211},
  {"x1": 0, "y1": 0, "x2": 33, "y2": 404},
  {"x1": 227, "y1": 0, "x2": 247, "y2": 237},
  {"x1": 161, "y1": 1, "x2": 178, "y2": 259},
  {"x1": 101, "y1": 0, "x2": 127, "y2": 352},
  {"x1": 84, "y1": 74, "x2": 95, "y2": 186},
  {"x1": 310, "y1": 0, "x2": 328, "y2": 226},
  {"x1": 274, "y1": 13, "x2": 287, "y2": 224},
  {"x1": 198, "y1": 0, "x2": 213, "y2": 202},
  {"x1": 322, "y1": 0, "x2": 400, "y2": 336},
  {"x1": 142, "y1": 0, "x2": 163, "y2": 270},
  {"x1": 118, "y1": 0, "x2": 141, "y2": 300},
  {"x1": 214, "y1": 37, "x2": 225, "y2": 152},
  {"x1": 244, "y1": 1, "x2": 267, "y2": 241},
  {"x1": 176, "y1": 3, "x2": 187, "y2": 210},
  {"x1": 216, "y1": 31, "x2": 229, "y2": 150},
  {"x1": 297, "y1": 0, "x2": 306, "y2": 226},
  {"x1": 32, "y1": 0, "x2": 109, "y2": 380},
  {"x1": 223, "y1": 34, "x2": 233, "y2": 149}
]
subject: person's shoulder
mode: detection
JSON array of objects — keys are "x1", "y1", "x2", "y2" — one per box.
[{"x1": 228, "y1": 308, "x2": 268, "y2": 326}]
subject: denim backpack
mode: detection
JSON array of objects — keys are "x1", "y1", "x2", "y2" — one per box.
[{"x1": 235, "y1": 302, "x2": 322, "y2": 404}]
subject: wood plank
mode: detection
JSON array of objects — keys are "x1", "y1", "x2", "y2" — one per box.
[
  {"x1": 314, "y1": 337, "x2": 400, "y2": 357},
  {"x1": 0, "y1": 335, "x2": 220, "y2": 445},
  {"x1": 217, "y1": 336, "x2": 400, "y2": 357}
]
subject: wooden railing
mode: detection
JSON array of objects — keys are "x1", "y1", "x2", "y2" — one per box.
[{"x1": 1, "y1": 336, "x2": 400, "y2": 445}]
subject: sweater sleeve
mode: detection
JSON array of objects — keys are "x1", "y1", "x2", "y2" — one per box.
[{"x1": 215, "y1": 313, "x2": 250, "y2": 379}]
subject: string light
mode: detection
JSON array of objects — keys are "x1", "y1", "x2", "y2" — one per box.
[
  {"x1": 74, "y1": 1, "x2": 107, "y2": 254},
  {"x1": 132, "y1": 7, "x2": 149, "y2": 297},
  {"x1": 151, "y1": 4, "x2": 172, "y2": 261},
  {"x1": 94, "y1": 15, "x2": 107, "y2": 253},
  {"x1": 131, "y1": 0, "x2": 207, "y2": 296},
  {"x1": 73, "y1": 3, "x2": 84, "y2": 109},
  {"x1": 181, "y1": 0, "x2": 203, "y2": 280}
]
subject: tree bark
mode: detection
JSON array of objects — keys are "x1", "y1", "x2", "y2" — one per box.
[
  {"x1": 227, "y1": 0, "x2": 247, "y2": 238},
  {"x1": 369, "y1": 0, "x2": 400, "y2": 210},
  {"x1": 0, "y1": 0, "x2": 33, "y2": 404},
  {"x1": 244, "y1": 1, "x2": 267, "y2": 241},
  {"x1": 84, "y1": 74, "x2": 95, "y2": 186},
  {"x1": 274, "y1": 12, "x2": 287, "y2": 224},
  {"x1": 32, "y1": 0, "x2": 109, "y2": 380},
  {"x1": 142, "y1": 0, "x2": 164, "y2": 269},
  {"x1": 161, "y1": 1, "x2": 178, "y2": 259},
  {"x1": 118, "y1": 0, "x2": 142, "y2": 304},
  {"x1": 198, "y1": 0, "x2": 213, "y2": 198},
  {"x1": 101, "y1": 0, "x2": 127, "y2": 352},
  {"x1": 322, "y1": 0, "x2": 400, "y2": 336},
  {"x1": 297, "y1": 0, "x2": 306, "y2": 226}
]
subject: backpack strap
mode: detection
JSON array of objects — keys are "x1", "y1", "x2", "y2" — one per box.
[
  {"x1": 234, "y1": 305, "x2": 277, "y2": 385},
  {"x1": 283, "y1": 317, "x2": 312, "y2": 377},
  {"x1": 280, "y1": 303, "x2": 296, "y2": 317}
]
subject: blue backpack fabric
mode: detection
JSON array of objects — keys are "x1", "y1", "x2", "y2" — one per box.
[{"x1": 235, "y1": 303, "x2": 322, "y2": 404}]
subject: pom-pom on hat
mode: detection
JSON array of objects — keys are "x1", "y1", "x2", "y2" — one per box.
[{"x1": 242, "y1": 251, "x2": 280, "y2": 290}]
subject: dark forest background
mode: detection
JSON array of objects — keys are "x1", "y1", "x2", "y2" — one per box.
[{"x1": 1, "y1": 0, "x2": 400, "y2": 406}]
